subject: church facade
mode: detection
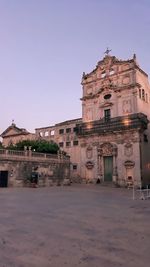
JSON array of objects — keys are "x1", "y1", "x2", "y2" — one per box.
[
  {"x1": 75, "y1": 53, "x2": 150, "y2": 187},
  {"x1": 1, "y1": 53, "x2": 150, "y2": 187},
  {"x1": 35, "y1": 53, "x2": 150, "y2": 187}
]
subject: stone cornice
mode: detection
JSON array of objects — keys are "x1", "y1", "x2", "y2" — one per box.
[{"x1": 81, "y1": 83, "x2": 140, "y2": 101}]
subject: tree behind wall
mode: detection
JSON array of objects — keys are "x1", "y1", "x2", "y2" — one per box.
[{"x1": 7, "y1": 140, "x2": 59, "y2": 154}]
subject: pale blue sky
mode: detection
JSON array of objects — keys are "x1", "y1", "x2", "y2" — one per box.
[{"x1": 0, "y1": 0, "x2": 150, "y2": 133}]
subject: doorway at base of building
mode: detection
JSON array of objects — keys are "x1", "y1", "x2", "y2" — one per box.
[{"x1": 0, "y1": 171, "x2": 8, "y2": 187}]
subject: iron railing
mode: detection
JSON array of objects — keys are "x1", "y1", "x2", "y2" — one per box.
[{"x1": 75, "y1": 113, "x2": 148, "y2": 136}]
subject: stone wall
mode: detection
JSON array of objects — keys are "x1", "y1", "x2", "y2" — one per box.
[{"x1": 0, "y1": 149, "x2": 70, "y2": 187}]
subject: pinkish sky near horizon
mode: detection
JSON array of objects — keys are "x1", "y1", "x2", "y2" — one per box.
[{"x1": 0, "y1": 0, "x2": 150, "y2": 134}]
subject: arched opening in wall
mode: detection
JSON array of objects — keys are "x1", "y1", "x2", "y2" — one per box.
[
  {"x1": 109, "y1": 69, "x2": 115, "y2": 75},
  {"x1": 0, "y1": 171, "x2": 8, "y2": 187},
  {"x1": 39, "y1": 132, "x2": 43, "y2": 137},
  {"x1": 101, "y1": 71, "x2": 106, "y2": 78},
  {"x1": 139, "y1": 89, "x2": 141, "y2": 99}
]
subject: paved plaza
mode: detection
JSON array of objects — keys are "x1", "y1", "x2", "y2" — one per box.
[{"x1": 0, "y1": 185, "x2": 150, "y2": 267}]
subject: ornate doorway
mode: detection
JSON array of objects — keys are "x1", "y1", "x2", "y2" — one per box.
[
  {"x1": 104, "y1": 156, "x2": 113, "y2": 181},
  {"x1": 97, "y1": 142, "x2": 118, "y2": 182}
]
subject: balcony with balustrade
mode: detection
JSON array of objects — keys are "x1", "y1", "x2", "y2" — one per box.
[{"x1": 75, "y1": 113, "x2": 148, "y2": 136}]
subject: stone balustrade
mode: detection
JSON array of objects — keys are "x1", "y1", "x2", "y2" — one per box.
[{"x1": 0, "y1": 149, "x2": 69, "y2": 163}]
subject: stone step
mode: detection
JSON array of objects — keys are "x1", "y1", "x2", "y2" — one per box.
[{"x1": 100, "y1": 181, "x2": 117, "y2": 187}]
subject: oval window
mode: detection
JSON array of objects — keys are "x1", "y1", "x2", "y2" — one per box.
[{"x1": 104, "y1": 94, "x2": 111, "y2": 100}]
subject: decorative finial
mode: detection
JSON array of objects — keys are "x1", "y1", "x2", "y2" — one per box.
[{"x1": 104, "y1": 47, "x2": 112, "y2": 56}]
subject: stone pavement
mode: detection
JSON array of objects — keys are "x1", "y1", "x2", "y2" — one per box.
[{"x1": 0, "y1": 185, "x2": 150, "y2": 267}]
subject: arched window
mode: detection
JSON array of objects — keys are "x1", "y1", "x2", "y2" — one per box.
[
  {"x1": 109, "y1": 69, "x2": 115, "y2": 75},
  {"x1": 101, "y1": 71, "x2": 106, "y2": 78},
  {"x1": 139, "y1": 89, "x2": 141, "y2": 98}
]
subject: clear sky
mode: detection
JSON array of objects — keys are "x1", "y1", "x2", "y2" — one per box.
[{"x1": 0, "y1": 0, "x2": 150, "y2": 134}]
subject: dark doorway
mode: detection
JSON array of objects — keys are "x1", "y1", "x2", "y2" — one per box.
[
  {"x1": 104, "y1": 156, "x2": 113, "y2": 182},
  {"x1": 0, "y1": 171, "x2": 8, "y2": 187}
]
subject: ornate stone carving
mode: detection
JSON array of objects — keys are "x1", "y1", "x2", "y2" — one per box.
[
  {"x1": 98, "y1": 142, "x2": 118, "y2": 157},
  {"x1": 86, "y1": 87, "x2": 92, "y2": 95},
  {"x1": 124, "y1": 160, "x2": 135, "y2": 168},
  {"x1": 86, "y1": 146, "x2": 93, "y2": 159},
  {"x1": 85, "y1": 161, "x2": 94, "y2": 169},
  {"x1": 122, "y1": 75, "x2": 130, "y2": 85},
  {"x1": 98, "y1": 142, "x2": 113, "y2": 156},
  {"x1": 124, "y1": 143, "x2": 133, "y2": 157},
  {"x1": 122, "y1": 99, "x2": 132, "y2": 114},
  {"x1": 92, "y1": 142, "x2": 99, "y2": 147},
  {"x1": 80, "y1": 142, "x2": 87, "y2": 148}
]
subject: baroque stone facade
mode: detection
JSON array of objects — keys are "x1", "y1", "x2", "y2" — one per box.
[{"x1": 1, "y1": 53, "x2": 150, "y2": 187}]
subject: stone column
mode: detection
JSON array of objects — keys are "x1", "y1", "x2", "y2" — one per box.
[{"x1": 97, "y1": 148, "x2": 103, "y2": 182}]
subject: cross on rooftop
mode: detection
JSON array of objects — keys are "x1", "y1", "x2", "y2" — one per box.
[{"x1": 104, "y1": 47, "x2": 111, "y2": 55}]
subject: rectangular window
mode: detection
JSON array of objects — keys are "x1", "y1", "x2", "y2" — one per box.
[
  {"x1": 66, "y1": 128, "x2": 71, "y2": 133},
  {"x1": 73, "y1": 164, "x2": 77, "y2": 170},
  {"x1": 59, "y1": 129, "x2": 64, "y2": 134},
  {"x1": 73, "y1": 140, "x2": 78, "y2": 146},
  {"x1": 66, "y1": 142, "x2": 71, "y2": 147},
  {"x1": 104, "y1": 109, "x2": 111, "y2": 122},
  {"x1": 45, "y1": 131, "x2": 49, "y2": 137},
  {"x1": 142, "y1": 89, "x2": 145, "y2": 101},
  {"x1": 50, "y1": 130, "x2": 55, "y2": 136},
  {"x1": 59, "y1": 142, "x2": 64, "y2": 147}
]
